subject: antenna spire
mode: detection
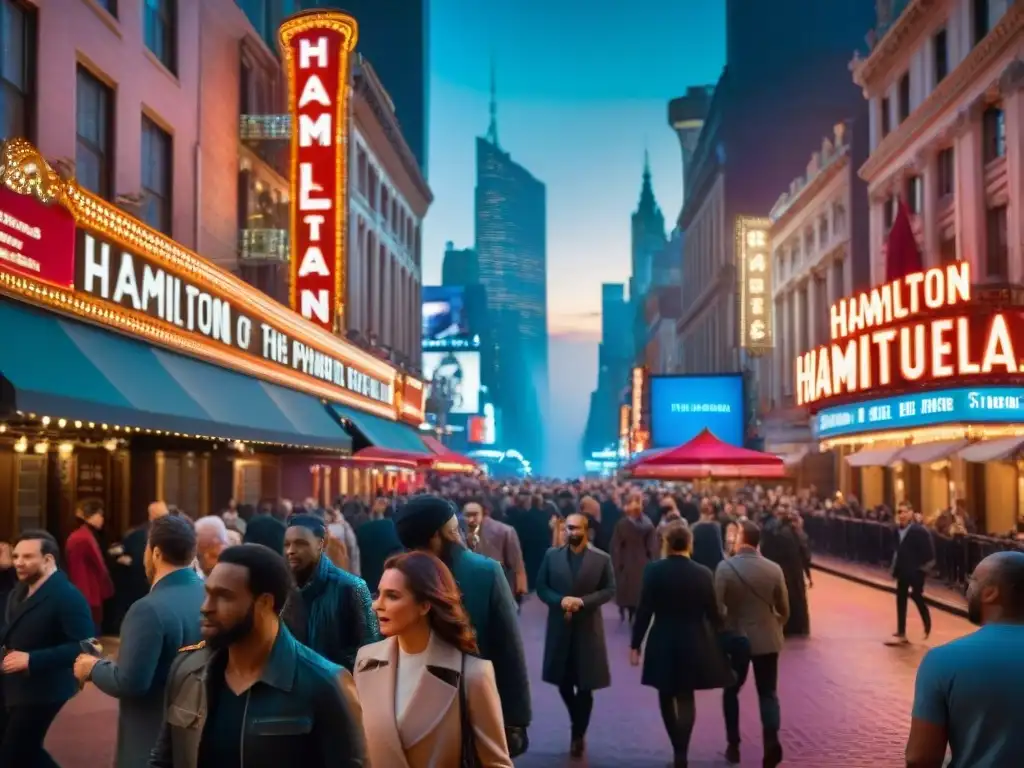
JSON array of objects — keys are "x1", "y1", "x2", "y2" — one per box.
[{"x1": 487, "y1": 55, "x2": 499, "y2": 147}]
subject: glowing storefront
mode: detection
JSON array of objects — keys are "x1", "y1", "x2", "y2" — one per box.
[{"x1": 797, "y1": 261, "x2": 1024, "y2": 531}]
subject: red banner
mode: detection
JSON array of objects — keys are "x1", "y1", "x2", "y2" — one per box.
[
  {"x1": 0, "y1": 186, "x2": 76, "y2": 288},
  {"x1": 280, "y1": 11, "x2": 358, "y2": 332}
]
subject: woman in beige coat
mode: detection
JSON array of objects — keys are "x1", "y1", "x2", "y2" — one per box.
[{"x1": 354, "y1": 551, "x2": 513, "y2": 768}]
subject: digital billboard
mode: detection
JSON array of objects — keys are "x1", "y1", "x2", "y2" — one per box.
[
  {"x1": 650, "y1": 374, "x2": 745, "y2": 448},
  {"x1": 423, "y1": 350, "x2": 481, "y2": 415},
  {"x1": 816, "y1": 386, "x2": 1024, "y2": 440},
  {"x1": 422, "y1": 286, "x2": 470, "y2": 343}
]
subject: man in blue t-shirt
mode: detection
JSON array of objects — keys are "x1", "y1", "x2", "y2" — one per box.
[{"x1": 906, "y1": 551, "x2": 1024, "y2": 767}]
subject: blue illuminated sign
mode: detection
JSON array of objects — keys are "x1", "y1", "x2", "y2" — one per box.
[
  {"x1": 815, "y1": 387, "x2": 1024, "y2": 439},
  {"x1": 650, "y1": 375, "x2": 745, "y2": 447}
]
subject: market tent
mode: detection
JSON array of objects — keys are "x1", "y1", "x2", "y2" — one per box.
[{"x1": 625, "y1": 428, "x2": 786, "y2": 480}]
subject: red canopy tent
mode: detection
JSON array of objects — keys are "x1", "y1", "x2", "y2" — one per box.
[
  {"x1": 625, "y1": 428, "x2": 785, "y2": 480},
  {"x1": 421, "y1": 435, "x2": 478, "y2": 473}
]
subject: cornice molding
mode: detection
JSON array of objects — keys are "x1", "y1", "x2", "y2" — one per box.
[
  {"x1": 859, "y1": 4, "x2": 1024, "y2": 183},
  {"x1": 770, "y1": 154, "x2": 849, "y2": 236},
  {"x1": 853, "y1": 0, "x2": 942, "y2": 94}
]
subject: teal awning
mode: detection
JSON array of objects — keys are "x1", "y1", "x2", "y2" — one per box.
[
  {"x1": 0, "y1": 299, "x2": 351, "y2": 451},
  {"x1": 329, "y1": 402, "x2": 428, "y2": 453}
]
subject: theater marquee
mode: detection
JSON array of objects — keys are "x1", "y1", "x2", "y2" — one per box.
[
  {"x1": 280, "y1": 10, "x2": 358, "y2": 332},
  {"x1": 795, "y1": 262, "x2": 1024, "y2": 409}
]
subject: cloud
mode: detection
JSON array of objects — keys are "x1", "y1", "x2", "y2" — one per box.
[{"x1": 548, "y1": 311, "x2": 601, "y2": 338}]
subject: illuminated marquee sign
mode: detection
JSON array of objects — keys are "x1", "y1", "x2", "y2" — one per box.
[
  {"x1": 76, "y1": 231, "x2": 393, "y2": 405},
  {"x1": 795, "y1": 262, "x2": 1024, "y2": 409},
  {"x1": 280, "y1": 10, "x2": 358, "y2": 332},
  {"x1": 737, "y1": 216, "x2": 774, "y2": 353},
  {"x1": 816, "y1": 386, "x2": 1024, "y2": 439},
  {"x1": 0, "y1": 185, "x2": 75, "y2": 287}
]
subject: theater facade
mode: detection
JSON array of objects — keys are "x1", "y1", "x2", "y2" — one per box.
[
  {"x1": 798, "y1": 261, "x2": 1024, "y2": 533},
  {"x1": 0, "y1": 138, "x2": 426, "y2": 543}
]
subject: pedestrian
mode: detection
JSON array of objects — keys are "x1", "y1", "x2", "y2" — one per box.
[
  {"x1": 194, "y1": 515, "x2": 230, "y2": 580},
  {"x1": 886, "y1": 502, "x2": 934, "y2": 645},
  {"x1": 327, "y1": 505, "x2": 361, "y2": 577},
  {"x1": 715, "y1": 519, "x2": 788, "y2": 767},
  {"x1": 149, "y1": 544, "x2": 366, "y2": 768},
  {"x1": 280, "y1": 514, "x2": 379, "y2": 671},
  {"x1": 355, "y1": 500, "x2": 404, "y2": 595},
  {"x1": 630, "y1": 521, "x2": 735, "y2": 768},
  {"x1": 355, "y1": 551, "x2": 513, "y2": 767},
  {"x1": 118, "y1": 502, "x2": 171, "y2": 613},
  {"x1": 243, "y1": 502, "x2": 288, "y2": 554},
  {"x1": 905, "y1": 551, "x2": 1024, "y2": 767},
  {"x1": 462, "y1": 499, "x2": 528, "y2": 602},
  {"x1": 610, "y1": 490, "x2": 658, "y2": 623},
  {"x1": 393, "y1": 495, "x2": 532, "y2": 757},
  {"x1": 65, "y1": 498, "x2": 115, "y2": 634},
  {"x1": 0, "y1": 530, "x2": 95, "y2": 766},
  {"x1": 691, "y1": 499, "x2": 725, "y2": 573},
  {"x1": 760, "y1": 507, "x2": 813, "y2": 637},
  {"x1": 73, "y1": 515, "x2": 205, "y2": 768},
  {"x1": 535, "y1": 512, "x2": 616, "y2": 759}
]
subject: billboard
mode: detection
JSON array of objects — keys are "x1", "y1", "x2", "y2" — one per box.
[
  {"x1": 423, "y1": 350, "x2": 481, "y2": 415},
  {"x1": 422, "y1": 286, "x2": 470, "y2": 344},
  {"x1": 650, "y1": 374, "x2": 745, "y2": 448},
  {"x1": 280, "y1": 10, "x2": 358, "y2": 331}
]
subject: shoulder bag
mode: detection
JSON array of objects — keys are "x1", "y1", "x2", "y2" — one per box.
[
  {"x1": 725, "y1": 559, "x2": 781, "y2": 619},
  {"x1": 459, "y1": 653, "x2": 480, "y2": 768}
]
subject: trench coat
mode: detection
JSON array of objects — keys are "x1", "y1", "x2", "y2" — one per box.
[
  {"x1": 535, "y1": 545, "x2": 616, "y2": 691},
  {"x1": 610, "y1": 516, "x2": 658, "y2": 609}
]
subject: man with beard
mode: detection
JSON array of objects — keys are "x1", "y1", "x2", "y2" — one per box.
[
  {"x1": 0, "y1": 531, "x2": 94, "y2": 765},
  {"x1": 150, "y1": 544, "x2": 366, "y2": 768},
  {"x1": 906, "y1": 551, "x2": 1024, "y2": 768},
  {"x1": 73, "y1": 515, "x2": 205, "y2": 768},
  {"x1": 536, "y1": 512, "x2": 615, "y2": 759},
  {"x1": 462, "y1": 500, "x2": 527, "y2": 602},
  {"x1": 393, "y1": 495, "x2": 532, "y2": 757},
  {"x1": 280, "y1": 514, "x2": 378, "y2": 671}
]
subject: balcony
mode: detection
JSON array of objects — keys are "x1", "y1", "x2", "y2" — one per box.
[
  {"x1": 238, "y1": 229, "x2": 289, "y2": 262},
  {"x1": 239, "y1": 114, "x2": 291, "y2": 141}
]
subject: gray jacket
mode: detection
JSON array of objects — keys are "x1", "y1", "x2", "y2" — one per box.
[
  {"x1": 714, "y1": 549, "x2": 790, "y2": 656},
  {"x1": 90, "y1": 567, "x2": 205, "y2": 768}
]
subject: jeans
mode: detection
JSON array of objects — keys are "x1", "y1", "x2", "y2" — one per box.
[
  {"x1": 658, "y1": 690, "x2": 696, "y2": 758},
  {"x1": 722, "y1": 636, "x2": 780, "y2": 746},
  {"x1": 896, "y1": 572, "x2": 931, "y2": 636},
  {"x1": 557, "y1": 683, "x2": 594, "y2": 740},
  {"x1": 0, "y1": 702, "x2": 66, "y2": 767}
]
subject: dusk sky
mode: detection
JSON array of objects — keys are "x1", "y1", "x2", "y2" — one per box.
[{"x1": 421, "y1": 0, "x2": 726, "y2": 470}]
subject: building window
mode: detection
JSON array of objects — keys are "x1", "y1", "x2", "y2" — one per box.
[
  {"x1": 934, "y1": 28, "x2": 948, "y2": 84},
  {"x1": 905, "y1": 175, "x2": 923, "y2": 215},
  {"x1": 883, "y1": 196, "x2": 897, "y2": 230},
  {"x1": 985, "y1": 205, "x2": 1008, "y2": 280},
  {"x1": 983, "y1": 106, "x2": 1006, "y2": 162},
  {"x1": 0, "y1": 0, "x2": 35, "y2": 141},
  {"x1": 974, "y1": 0, "x2": 990, "y2": 45},
  {"x1": 898, "y1": 72, "x2": 911, "y2": 122},
  {"x1": 144, "y1": 0, "x2": 176, "y2": 73},
  {"x1": 76, "y1": 67, "x2": 114, "y2": 199},
  {"x1": 937, "y1": 147, "x2": 954, "y2": 197},
  {"x1": 880, "y1": 97, "x2": 891, "y2": 138},
  {"x1": 141, "y1": 116, "x2": 172, "y2": 234}
]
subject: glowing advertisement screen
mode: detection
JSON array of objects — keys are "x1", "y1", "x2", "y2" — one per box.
[
  {"x1": 815, "y1": 386, "x2": 1024, "y2": 439},
  {"x1": 650, "y1": 375, "x2": 744, "y2": 448},
  {"x1": 423, "y1": 350, "x2": 481, "y2": 415}
]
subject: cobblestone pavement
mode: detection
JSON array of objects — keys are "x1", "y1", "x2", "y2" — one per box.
[{"x1": 47, "y1": 570, "x2": 971, "y2": 767}]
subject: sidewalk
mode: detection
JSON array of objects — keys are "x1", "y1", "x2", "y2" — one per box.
[{"x1": 812, "y1": 553, "x2": 968, "y2": 618}]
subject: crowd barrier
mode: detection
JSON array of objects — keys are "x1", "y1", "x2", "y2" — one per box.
[{"x1": 801, "y1": 515, "x2": 1022, "y2": 588}]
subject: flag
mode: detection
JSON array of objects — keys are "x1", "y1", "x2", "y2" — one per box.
[{"x1": 885, "y1": 198, "x2": 923, "y2": 281}]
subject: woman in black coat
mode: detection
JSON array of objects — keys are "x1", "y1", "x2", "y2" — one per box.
[{"x1": 630, "y1": 521, "x2": 734, "y2": 768}]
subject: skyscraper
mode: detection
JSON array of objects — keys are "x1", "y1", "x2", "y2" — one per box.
[
  {"x1": 630, "y1": 153, "x2": 667, "y2": 363},
  {"x1": 442, "y1": 243, "x2": 480, "y2": 287},
  {"x1": 474, "y1": 70, "x2": 548, "y2": 467},
  {"x1": 301, "y1": 0, "x2": 429, "y2": 173}
]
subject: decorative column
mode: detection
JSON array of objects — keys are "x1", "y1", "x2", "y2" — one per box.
[
  {"x1": 781, "y1": 291, "x2": 792, "y2": 397},
  {"x1": 824, "y1": 253, "x2": 836, "y2": 307},
  {"x1": 953, "y1": 98, "x2": 987, "y2": 280},
  {"x1": 1000, "y1": 59, "x2": 1024, "y2": 283},
  {"x1": 868, "y1": 192, "x2": 886, "y2": 285},
  {"x1": 917, "y1": 148, "x2": 939, "y2": 266},
  {"x1": 805, "y1": 270, "x2": 818, "y2": 349}
]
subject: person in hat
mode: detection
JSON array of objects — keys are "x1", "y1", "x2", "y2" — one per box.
[
  {"x1": 280, "y1": 513, "x2": 379, "y2": 671},
  {"x1": 393, "y1": 495, "x2": 532, "y2": 758}
]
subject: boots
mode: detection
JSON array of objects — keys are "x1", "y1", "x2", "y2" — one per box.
[{"x1": 763, "y1": 729, "x2": 783, "y2": 768}]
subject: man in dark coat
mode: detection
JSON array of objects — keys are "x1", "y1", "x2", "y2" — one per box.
[
  {"x1": 394, "y1": 495, "x2": 532, "y2": 757},
  {"x1": 243, "y1": 502, "x2": 289, "y2": 554},
  {"x1": 0, "y1": 530, "x2": 95, "y2": 765},
  {"x1": 535, "y1": 512, "x2": 616, "y2": 759},
  {"x1": 509, "y1": 494, "x2": 556, "y2": 592},
  {"x1": 630, "y1": 521, "x2": 734, "y2": 767},
  {"x1": 760, "y1": 509, "x2": 812, "y2": 637},
  {"x1": 354, "y1": 503, "x2": 403, "y2": 595},
  {"x1": 886, "y1": 502, "x2": 935, "y2": 645},
  {"x1": 280, "y1": 514, "x2": 379, "y2": 671},
  {"x1": 73, "y1": 515, "x2": 205, "y2": 768},
  {"x1": 610, "y1": 491, "x2": 657, "y2": 623},
  {"x1": 691, "y1": 499, "x2": 725, "y2": 573}
]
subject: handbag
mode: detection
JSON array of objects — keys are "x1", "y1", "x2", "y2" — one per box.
[{"x1": 459, "y1": 653, "x2": 480, "y2": 768}]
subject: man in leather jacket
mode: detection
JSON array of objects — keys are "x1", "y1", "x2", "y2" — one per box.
[{"x1": 148, "y1": 544, "x2": 366, "y2": 768}]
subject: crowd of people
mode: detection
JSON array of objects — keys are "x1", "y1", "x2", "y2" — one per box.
[{"x1": 0, "y1": 477, "x2": 1020, "y2": 767}]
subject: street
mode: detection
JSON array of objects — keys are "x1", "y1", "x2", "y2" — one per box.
[{"x1": 47, "y1": 570, "x2": 971, "y2": 767}]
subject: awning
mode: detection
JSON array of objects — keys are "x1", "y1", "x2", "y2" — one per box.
[
  {"x1": 422, "y1": 435, "x2": 478, "y2": 472},
  {"x1": 0, "y1": 299, "x2": 351, "y2": 450},
  {"x1": 959, "y1": 437, "x2": 1024, "y2": 463},
  {"x1": 329, "y1": 402, "x2": 428, "y2": 453},
  {"x1": 351, "y1": 446, "x2": 424, "y2": 468},
  {"x1": 846, "y1": 447, "x2": 904, "y2": 467},
  {"x1": 892, "y1": 439, "x2": 969, "y2": 466}
]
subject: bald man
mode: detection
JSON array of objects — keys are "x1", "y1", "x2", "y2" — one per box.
[{"x1": 906, "y1": 551, "x2": 1024, "y2": 768}]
